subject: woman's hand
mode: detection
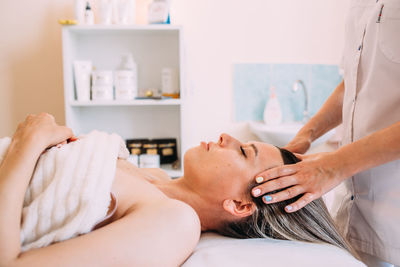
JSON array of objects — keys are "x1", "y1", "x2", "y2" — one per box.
[
  {"x1": 12, "y1": 113, "x2": 75, "y2": 152},
  {"x1": 251, "y1": 152, "x2": 349, "y2": 212}
]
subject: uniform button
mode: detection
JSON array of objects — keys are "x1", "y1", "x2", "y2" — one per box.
[
  {"x1": 358, "y1": 45, "x2": 362, "y2": 51},
  {"x1": 351, "y1": 195, "x2": 354, "y2": 200}
]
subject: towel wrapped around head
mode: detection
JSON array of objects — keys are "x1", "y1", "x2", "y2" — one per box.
[{"x1": 0, "y1": 130, "x2": 129, "y2": 251}]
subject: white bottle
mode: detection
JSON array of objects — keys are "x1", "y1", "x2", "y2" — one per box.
[
  {"x1": 84, "y1": 2, "x2": 95, "y2": 25},
  {"x1": 114, "y1": 54, "x2": 138, "y2": 100},
  {"x1": 74, "y1": 0, "x2": 86, "y2": 24},
  {"x1": 263, "y1": 86, "x2": 283, "y2": 125}
]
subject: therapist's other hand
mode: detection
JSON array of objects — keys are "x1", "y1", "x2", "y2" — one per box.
[
  {"x1": 252, "y1": 152, "x2": 347, "y2": 213},
  {"x1": 284, "y1": 133, "x2": 312, "y2": 154}
]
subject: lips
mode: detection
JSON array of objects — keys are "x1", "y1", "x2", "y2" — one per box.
[{"x1": 201, "y1": 141, "x2": 210, "y2": 151}]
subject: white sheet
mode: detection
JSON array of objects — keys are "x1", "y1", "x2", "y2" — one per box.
[{"x1": 183, "y1": 233, "x2": 365, "y2": 267}]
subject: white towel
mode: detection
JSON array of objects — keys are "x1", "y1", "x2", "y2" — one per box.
[{"x1": 0, "y1": 131, "x2": 129, "y2": 251}]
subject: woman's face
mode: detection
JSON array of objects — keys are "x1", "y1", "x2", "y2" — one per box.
[{"x1": 183, "y1": 133, "x2": 283, "y2": 202}]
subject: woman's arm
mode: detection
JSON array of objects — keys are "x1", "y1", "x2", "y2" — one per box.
[
  {"x1": 285, "y1": 80, "x2": 345, "y2": 153},
  {"x1": 13, "y1": 200, "x2": 200, "y2": 267},
  {"x1": 0, "y1": 113, "x2": 73, "y2": 265}
]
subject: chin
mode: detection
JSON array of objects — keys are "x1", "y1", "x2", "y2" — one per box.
[{"x1": 183, "y1": 145, "x2": 204, "y2": 178}]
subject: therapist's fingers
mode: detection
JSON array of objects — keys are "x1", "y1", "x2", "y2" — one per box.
[
  {"x1": 284, "y1": 192, "x2": 317, "y2": 213},
  {"x1": 255, "y1": 164, "x2": 299, "y2": 183},
  {"x1": 252, "y1": 175, "x2": 298, "y2": 197},
  {"x1": 260, "y1": 185, "x2": 305, "y2": 204}
]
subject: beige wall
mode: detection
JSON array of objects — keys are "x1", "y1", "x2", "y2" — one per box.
[{"x1": 0, "y1": 0, "x2": 71, "y2": 136}]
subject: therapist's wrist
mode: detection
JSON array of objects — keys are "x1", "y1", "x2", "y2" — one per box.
[{"x1": 330, "y1": 147, "x2": 359, "y2": 181}]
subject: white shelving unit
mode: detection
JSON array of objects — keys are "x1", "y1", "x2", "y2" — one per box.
[{"x1": 61, "y1": 25, "x2": 184, "y2": 177}]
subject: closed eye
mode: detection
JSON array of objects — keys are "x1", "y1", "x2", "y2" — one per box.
[{"x1": 240, "y1": 146, "x2": 247, "y2": 158}]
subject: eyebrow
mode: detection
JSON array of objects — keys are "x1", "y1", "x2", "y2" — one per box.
[{"x1": 250, "y1": 143, "x2": 258, "y2": 157}]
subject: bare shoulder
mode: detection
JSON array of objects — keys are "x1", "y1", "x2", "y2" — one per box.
[
  {"x1": 121, "y1": 198, "x2": 201, "y2": 266},
  {"x1": 162, "y1": 198, "x2": 201, "y2": 234},
  {"x1": 140, "y1": 198, "x2": 201, "y2": 242}
]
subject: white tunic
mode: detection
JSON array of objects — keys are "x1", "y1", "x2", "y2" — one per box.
[{"x1": 337, "y1": 0, "x2": 400, "y2": 264}]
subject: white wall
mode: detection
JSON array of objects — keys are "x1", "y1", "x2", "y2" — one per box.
[
  {"x1": 0, "y1": 0, "x2": 349, "y2": 150},
  {"x1": 171, "y1": 0, "x2": 349, "y2": 148}
]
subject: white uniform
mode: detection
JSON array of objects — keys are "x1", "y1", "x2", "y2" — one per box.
[{"x1": 338, "y1": 0, "x2": 400, "y2": 265}]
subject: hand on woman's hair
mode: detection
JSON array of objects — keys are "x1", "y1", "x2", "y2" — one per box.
[{"x1": 252, "y1": 151, "x2": 347, "y2": 213}]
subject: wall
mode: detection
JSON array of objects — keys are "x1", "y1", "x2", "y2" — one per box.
[
  {"x1": 233, "y1": 63, "x2": 342, "y2": 123},
  {"x1": 171, "y1": 0, "x2": 349, "y2": 148},
  {"x1": 0, "y1": 0, "x2": 349, "y2": 149},
  {"x1": 0, "y1": 0, "x2": 71, "y2": 136}
]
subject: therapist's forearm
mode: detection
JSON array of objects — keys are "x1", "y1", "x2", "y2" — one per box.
[
  {"x1": 335, "y1": 121, "x2": 400, "y2": 179},
  {"x1": 297, "y1": 80, "x2": 344, "y2": 142}
]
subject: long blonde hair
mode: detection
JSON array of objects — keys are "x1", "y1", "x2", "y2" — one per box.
[{"x1": 217, "y1": 148, "x2": 358, "y2": 259}]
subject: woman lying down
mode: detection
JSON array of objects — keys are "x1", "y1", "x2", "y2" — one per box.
[{"x1": 0, "y1": 113, "x2": 358, "y2": 266}]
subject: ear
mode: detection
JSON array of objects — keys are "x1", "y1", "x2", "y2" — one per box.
[{"x1": 222, "y1": 199, "x2": 256, "y2": 218}]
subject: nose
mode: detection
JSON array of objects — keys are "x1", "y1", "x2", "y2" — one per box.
[{"x1": 219, "y1": 133, "x2": 241, "y2": 148}]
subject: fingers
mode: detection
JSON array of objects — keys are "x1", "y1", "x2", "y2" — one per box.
[
  {"x1": 257, "y1": 185, "x2": 304, "y2": 204},
  {"x1": 255, "y1": 165, "x2": 298, "y2": 183},
  {"x1": 285, "y1": 193, "x2": 316, "y2": 213},
  {"x1": 252, "y1": 175, "x2": 298, "y2": 197}
]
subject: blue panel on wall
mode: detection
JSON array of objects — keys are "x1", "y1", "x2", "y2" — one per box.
[{"x1": 233, "y1": 64, "x2": 342, "y2": 122}]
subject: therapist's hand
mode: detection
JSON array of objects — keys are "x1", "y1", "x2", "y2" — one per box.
[{"x1": 252, "y1": 152, "x2": 348, "y2": 213}]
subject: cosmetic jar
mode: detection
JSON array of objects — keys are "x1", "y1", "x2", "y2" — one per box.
[
  {"x1": 143, "y1": 141, "x2": 158, "y2": 155},
  {"x1": 154, "y1": 138, "x2": 177, "y2": 164},
  {"x1": 126, "y1": 139, "x2": 147, "y2": 155},
  {"x1": 139, "y1": 154, "x2": 160, "y2": 168},
  {"x1": 92, "y1": 71, "x2": 114, "y2": 100},
  {"x1": 127, "y1": 154, "x2": 139, "y2": 167},
  {"x1": 161, "y1": 68, "x2": 179, "y2": 98}
]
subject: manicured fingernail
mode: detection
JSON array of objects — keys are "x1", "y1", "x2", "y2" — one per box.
[
  {"x1": 263, "y1": 195, "x2": 272, "y2": 202},
  {"x1": 286, "y1": 205, "x2": 293, "y2": 211},
  {"x1": 256, "y1": 177, "x2": 264, "y2": 183},
  {"x1": 253, "y1": 188, "x2": 261, "y2": 196}
]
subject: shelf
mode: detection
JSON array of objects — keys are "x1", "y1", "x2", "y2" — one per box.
[
  {"x1": 64, "y1": 24, "x2": 181, "y2": 35},
  {"x1": 70, "y1": 99, "x2": 181, "y2": 107}
]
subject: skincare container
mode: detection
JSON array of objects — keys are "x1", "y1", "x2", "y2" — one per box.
[
  {"x1": 263, "y1": 86, "x2": 282, "y2": 125},
  {"x1": 73, "y1": 61, "x2": 92, "y2": 101},
  {"x1": 98, "y1": 0, "x2": 113, "y2": 25},
  {"x1": 74, "y1": 0, "x2": 86, "y2": 24},
  {"x1": 84, "y1": 2, "x2": 94, "y2": 25},
  {"x1": 143, "y1": 141, "x2": 158, "y2": 155},
  {"x1": 154, "y1": 138, "x2": 177, "y2": 164},
  {"x1": 115, "y1": 71, "x2": 136, "y2": 100},
  {"x1": 92, "y1": 71, "x2": 114, "y2": 100},
  {"x1": 161, "y1": 67, "x2": 179, "y2": 98},
  {"x1": 115, "y1": 54, "x2": 138, "y2": 100},
  {"x1": 139, "y1": 154, "x2": 160, "y2": 168},
  {"x1": 148, "y1": 0, "x2": 170, "y2": 24},
  {"x1": 127, "y1": 154, "x2": 139, "y2": 167},
  {"x1": 126, "y1": 139, "x2": 147, "y2": 155},
  {"x1": 113, "y1": 0, "x2": 136, "y2": 25}
]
